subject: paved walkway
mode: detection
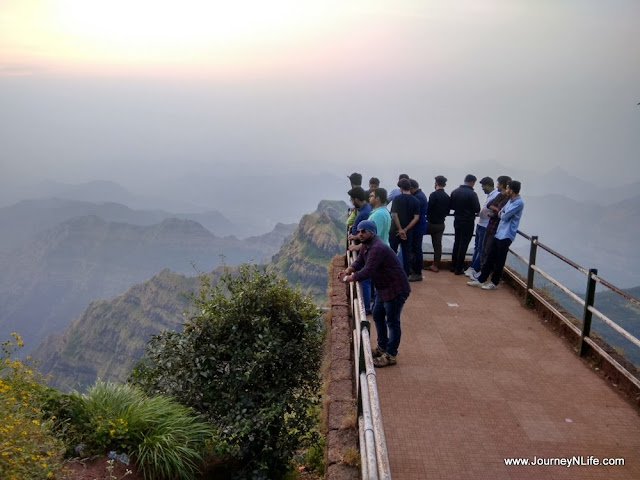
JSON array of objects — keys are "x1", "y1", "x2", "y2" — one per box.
[{"x1": 370, "y1": 270, "x2": 640, "y2": 480}]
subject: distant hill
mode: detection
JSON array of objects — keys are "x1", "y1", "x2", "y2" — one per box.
[
  {"x1": 0, "y1": 214, "x2": 294, "y2": 354},
  {"x1": 514, "y1": 193, "x2": 640, "y2": 289},
  {"x1": 31, "y1": 269, "x2": 210, "y2": 391},
  {"x1": 272, "y1": 200, "x2": 349, "y2": 300},
  {"x1": 30, "y1": 200, "x2": 347, "y2": 391},
  {"x1": 0, "y1": 198, "x2": 244, "y2": 253}
]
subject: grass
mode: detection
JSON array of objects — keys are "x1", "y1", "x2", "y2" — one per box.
[{"x1": 72, "y1": 382, "x2": 216, "y2": 480}]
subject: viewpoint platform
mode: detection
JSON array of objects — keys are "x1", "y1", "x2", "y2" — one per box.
[{"x1": 370, "y1": 270, "x2": 640, "y2": 479}]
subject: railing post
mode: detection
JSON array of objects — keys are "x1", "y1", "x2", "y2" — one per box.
[
  {"x1": 579, "y1": 268, "x2": 598, "y2": 357},
  {"x1": 525, "y1": 235, "x2": 538, "y2": 307}
]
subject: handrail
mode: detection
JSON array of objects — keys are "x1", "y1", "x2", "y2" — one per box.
[
  {"x1": 510, "y1": 230, "x2": 640, "y2": 389},
  {"x1": 346, "y1": 247, "x2": 391, "y2": 480}
]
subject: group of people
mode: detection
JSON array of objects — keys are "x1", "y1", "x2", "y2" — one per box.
[{"x1": 338, "y1": 171, "x2": 525, "y2": 368}]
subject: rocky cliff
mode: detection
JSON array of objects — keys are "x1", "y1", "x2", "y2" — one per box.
[{"x1": 31, "y1": 200, "x2": 348, "y2": 391}]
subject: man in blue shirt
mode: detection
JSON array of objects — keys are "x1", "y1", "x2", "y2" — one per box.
[
  {"x1": 347, "y1": 186, "x2": 373, "y2": 312},
  {"x1": 389, "y1": 178, "x2": 420, "y2": 277},
  {"x1": 347, "y1": 187, "x2": 372, "y2": 236},
  {"x1": 409, "y1": 179, "x2": 428, "y2": 282},
  {"x1": 468, "y1": 180, "x2": 524, "y2": 290},
  {"x1": 367, "y1": 188, "x2": 391, "y2": 246}
]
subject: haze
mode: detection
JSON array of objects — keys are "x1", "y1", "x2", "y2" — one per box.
[{"x1": 1, "y1": 0, "x2": 639, "y2": 226}]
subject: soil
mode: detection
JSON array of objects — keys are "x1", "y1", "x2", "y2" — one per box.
[{"x1": 64, "y1": 456, "x2": 145, "y2": 480}]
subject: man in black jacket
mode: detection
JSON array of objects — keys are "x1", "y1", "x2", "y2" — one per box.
[
  {"x1": 449, "y1": 174, "x2": 480, "y2": 275},
  {"x1": 426, "y1": 175, "x2": 450, "y2": 272}
]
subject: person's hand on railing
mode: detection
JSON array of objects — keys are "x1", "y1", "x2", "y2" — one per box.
[
  {"x1": 337, "y1": 267, "x2": 355, "y2": 283},
  {"x1": 348, "y1": 244, "x2": 362, "y2": 252}
]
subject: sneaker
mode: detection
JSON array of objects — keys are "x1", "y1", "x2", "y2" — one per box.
[
  {"x1": 464, "y1": 267, "x2": 476, "y2": 277},
  {"x1": 467, "y1": 279, "x2": 483, "y2": 287},
  {"x1": 428, "y1": 265, "x2": 439, "y2": 273},
  {"x1": 373, "y1": 353, "x2": 397, "y2": 368},
  {"x1": 408, "y1": 274, "x2": 423, "y2": 282},
  {"x1": 472, "y1": 272, "x2": 481, "y2": 280},
  {"x1": 371, "y1": 346, "x2": 386, "y2": 358},
  {"x1": 482, "y1": 282, "x2": 498, "y2": 290}
]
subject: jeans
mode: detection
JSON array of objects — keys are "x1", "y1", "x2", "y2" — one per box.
[
  {"x1": 478, "y1": 237, "x2": 512, "y2": 285},
  {"x1": 361, "y1": 278, "x2": 372, "y2": 313},
  {"x1": 451, "y1": 220, "x2": 474, "y2": 273},
  {"x1": 411, "y1": 231, "x2": 424, "y2": 275},
  {"x1": 373, "y1": 292, "x2": 408, "y2": 357},
  {"x1": 389, "y1": 229, "x2": 414, "y2": 276},
  {"x1": 470, "y1": 225, "x2": 486, "y2": 271}
]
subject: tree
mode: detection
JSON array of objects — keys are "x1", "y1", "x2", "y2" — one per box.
[{"x1": 129, "y1": 264, "x2": 325, "y2": 479}]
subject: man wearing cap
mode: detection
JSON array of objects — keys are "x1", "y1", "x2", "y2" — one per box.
[
  {"x1": 465, "y1": 177, "x2": 498, "y2": 278},
  {"x1": 338, "y1": 220, "x2": 411, "y2": 368}
]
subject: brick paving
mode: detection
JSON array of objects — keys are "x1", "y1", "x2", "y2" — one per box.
[{"x1": 370, "y1": 270, "x2": 640, "y2": 479}]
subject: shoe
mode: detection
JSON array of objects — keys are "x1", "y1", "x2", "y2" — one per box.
[
  {"x1": 467, "y1": 279, "x2": 483, "y2": 287},
  {"x1": 464, "y1": 268, "x2": 477, "y2": 277},
  {"x1": 454, "y1": 270, "x2": 464, "y2": 275},
  {"x1": 371, "y1": 346, "x2": 386, "y2": 358},
  {"x1": 472, "y1": 272, "x2": 481, "y2": 280},
  {"x1": 482, "y1": 282, "x2": 498, "y2": 290},
  {"x1": 408, "y1": 274, "x2": 423, "y2": 282},
  {"x1": 428, "y1": 265, "x2": 439, "y2": 273},
  {"x1": 373, "y1": 353, "x2": 397, "y2": 368}
]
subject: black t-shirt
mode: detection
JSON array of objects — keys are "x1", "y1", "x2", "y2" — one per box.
[{"x1": 390, "y1": 193, "x2": 420, "y2": 232}]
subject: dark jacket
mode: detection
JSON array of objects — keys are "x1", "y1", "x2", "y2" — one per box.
[
  {"x1": 450, "y1": 184, "x2": 480, "y2": 224},
  {"x1": 351, "y1": 236, "x2": 411, "y2": 301},
  {"x1": 426, "y1": 189, "x2": 451, "y2": 225}
]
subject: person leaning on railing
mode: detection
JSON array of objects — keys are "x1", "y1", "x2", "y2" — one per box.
[
  {"x1": 468, "y1": 180, "x2": 524, "y2": 291},
  {"x1": 338, "y1": 220, "x2": 411, "y2": 368}
]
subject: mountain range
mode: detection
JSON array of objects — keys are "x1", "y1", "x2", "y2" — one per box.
[
  {"x1": 0, "y1": 200, "x2": 296, "y2": 355},
  {"x1": 2, "y1": 170, "x2": 639, "y2": 389},
  {"x1": 29, "y1": 200, "x2": 348, "y2": 391}
]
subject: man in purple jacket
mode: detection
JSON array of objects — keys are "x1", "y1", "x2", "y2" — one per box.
[{"x1": 338, "y1": 220, "x2": 411, "y2": 367}]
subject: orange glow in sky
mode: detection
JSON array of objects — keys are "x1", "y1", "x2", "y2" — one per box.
[{"x1": 0, "y1": 0, "x2": 371, "y2": 75}]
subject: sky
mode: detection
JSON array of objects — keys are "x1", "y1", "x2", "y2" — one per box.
[{"x1": 1, "y1": 0, "x2": 639, "y2": 216}]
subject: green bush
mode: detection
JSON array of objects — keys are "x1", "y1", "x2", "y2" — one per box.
[
  {"x1": 43, "y1": 381, "x2": 215, "y2": 480},
  {"x1": 0, "y1": 334, "x2": 66, "y2": 480},
  {"x1": 130, "y1": 264, "x2": 325, "y2": 479}
]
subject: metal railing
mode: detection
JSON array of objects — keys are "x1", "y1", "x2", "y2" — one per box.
[
  {"x1": 346, "y1": 247, "x2": 391, "y2": 480},
  {"x1": 505, "y1": 230, "x2": 640, "y2": 389}
]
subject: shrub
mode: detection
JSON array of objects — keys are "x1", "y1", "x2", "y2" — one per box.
[
  {"x1": 130, "y1": 264, "x2": 325, "y2": 479},
  {"x1": 0, "y1": 333, "x2": 66, "y2": 480},
  {"x1": 45, "y1": 381, "x2": 215, "y2": 480}
]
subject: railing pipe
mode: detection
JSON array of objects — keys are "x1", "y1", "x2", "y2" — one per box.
[
  {"x1": 580, "y1": 268, "x2": 598, "y2": 357},
  {"x1": 359, "y1": 371, "x2": 379, "y2": 480},
  {"x1": 346, "y1": 241, "x2": 391, "y2": 480},
  {"x1": 525, "y1": 235, "x2": 538, "y2": 306}
]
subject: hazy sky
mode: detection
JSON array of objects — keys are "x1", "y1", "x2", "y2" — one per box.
[{"x1": 1, "y1": 0, "x2": 639, "y2": 201}]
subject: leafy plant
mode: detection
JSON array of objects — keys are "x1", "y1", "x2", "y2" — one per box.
[
  {"x1": 130, "y1": 264, "x2": 325, "y2": 479},
  {"x1": 0, "y1": 333, "x2": 66, "y2": 480},
  {"x1": 43, "y1": 381, "x2": 215, "y2": 480}
]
